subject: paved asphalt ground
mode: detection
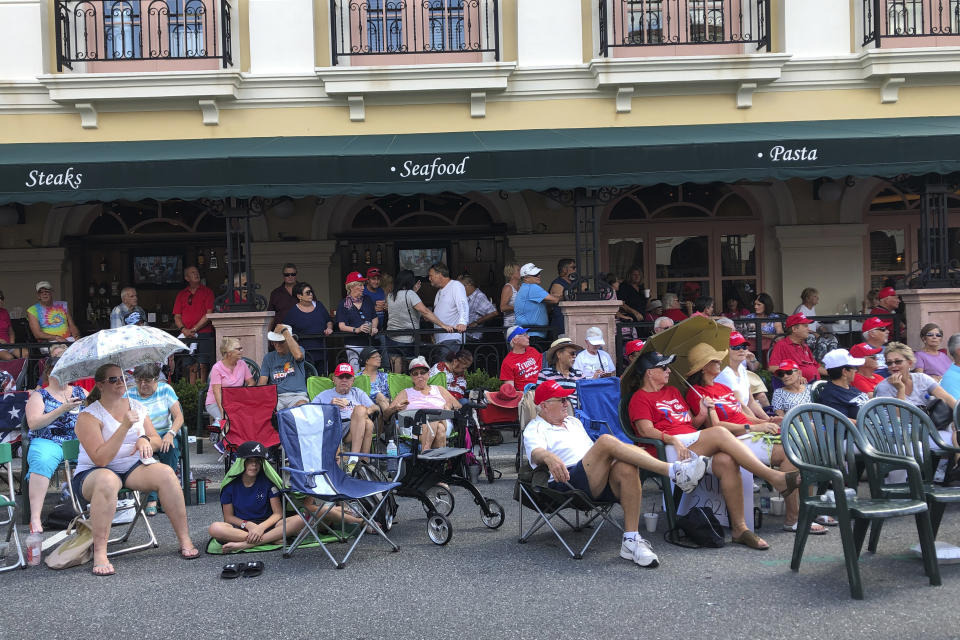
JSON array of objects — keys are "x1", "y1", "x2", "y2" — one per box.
[{"x1": 5, "y1": 438, "x2": 960, "y2": 640}]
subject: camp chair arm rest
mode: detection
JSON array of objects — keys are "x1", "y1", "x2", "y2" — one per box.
[
  {"x1": 588, "y1": 419, "x2": 616, "y2": 436},
  {"x1": 349, "y1": 452, "x2": 412, "y2": 459},
  {"x1": 281, "y1": 466, "x2": 329, "y2": 478},
  {"x1": 861, "y1": 449, "x2": 926, "y2": 498}
]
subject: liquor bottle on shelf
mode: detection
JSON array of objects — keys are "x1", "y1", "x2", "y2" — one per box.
[{"x1": 209, "y1": 248, "x2": 218, "y2": 270}]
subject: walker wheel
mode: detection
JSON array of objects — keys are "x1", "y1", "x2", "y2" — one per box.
[
  {"x1": 422, "y1": 485, "x2": 455, "y2": 517},
  {"x1": 427, "y1": 514, "x2": 453, "y2": 545},
  {"x1": 481, "y1": 498, "x2": 505, "y2": 529}
]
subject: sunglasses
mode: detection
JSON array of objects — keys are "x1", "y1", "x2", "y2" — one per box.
[
  {"x1": 775, "y1": 369, "x2": 798, "y2": 378},
  {"x1": 886, "y1": 359, "x2": 907, "y2": 366},
  {"x1": 872, "y1": 327, "x2": 890, "y2": 332},
  {"x1": 730, "y1": 344, "x2": 750, "y2": 351},
  {"x1": 411, "y1": 369, "x2": 429, "y2": 376},
  {"x1": 925, "y1": 332, "x2": 943, "y2": 338},
  {"x1": 136, "y1": 377, "x2": 159, "y2": 383},
  {"x1": 284, "y1": 272, "x2": 297, "y2": 277},
  {"x1": 104, "y1": 376, "x2": 124, "y2": 385},
  {"x1": 302, "y1": 290, "x2": 313, "y2": 296}
]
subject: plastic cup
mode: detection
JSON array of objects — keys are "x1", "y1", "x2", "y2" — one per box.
[
  {"x1": 643, "y1": 512, "x2": 659, "y2": 533},
  {"x1": 770, "y1": 496, "x2": 785, "y2": 516}
]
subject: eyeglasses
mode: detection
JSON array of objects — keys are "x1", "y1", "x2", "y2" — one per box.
[
  {"x1": 872, "y1": 327, "x2": 890, "y2": 333},
  {"x1": 104, "y1": 376, "x2": 124, "y2": 385},
  {"x1": 730, "y1": 344, "x2": 750, "y2": 351},
  {"x1": 136, "y1": 377, "x2": 159, "y2": 383},
  {"x1": 38, "y1": 288, "x2": 52, "y2": 293},
  {"x1": 231, "y1": 346, "x2": 244, "y2": 353},
  {"x1": 283, "y1": 272, "x2": 297, "y2": 277},
  {"x1": 302, "y1": 290, "x2": 313, "y2": 296},
  {"x1": 775, "y1": 370, "x2": 798, "y2": 378},
  {"x1": 925, "y1": 332, "x2": 943, "y2": 338},
  {"x1": 411, "y1": 370, "x2": 429, "y2": 377},
  {"x1": 543, "y1": 398, "x2": 570, "y2": 405},
  {"x1": 886, "y1": 359, "x2": 907, "y2": 366}
]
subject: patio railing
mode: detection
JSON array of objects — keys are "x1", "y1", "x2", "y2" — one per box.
[{"x1": 863, "y1": 0, "x2": 960, "y2": 47}]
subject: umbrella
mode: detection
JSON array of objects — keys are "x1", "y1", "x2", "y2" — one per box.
[
  {"x1": 620, "y1": 315, "x2": 732, "y2": 418},
  {"x1": 50, "y1": 325, "x2": 189, "y2": 386}
]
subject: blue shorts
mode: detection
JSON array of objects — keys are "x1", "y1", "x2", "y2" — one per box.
[
  {"x1": 71, "y1": 461, "x2": 146, "y2": 501},
  {"x1": 548, "y1": 460, "x2": 618, "y2": 503},
  {"x1": 26, "y1": 438, "x2": 66, "y2": 481}
]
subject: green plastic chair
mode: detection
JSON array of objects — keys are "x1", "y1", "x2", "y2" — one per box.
[
  {"x1": 0, "y1": 442, "x2": 25, "y2": 571},
  {"x1": 857, "y1": 397, "x2": 960, "y2": 548},
  {"x1": 307, "y1": 376, "x2": 334, "y2": 401},
  {"x1": 242, "y1": 357, "x2": 261, "y2": 380},
  {"x1": 781, "y1": 403, "x2": 940, "y2": 600}
]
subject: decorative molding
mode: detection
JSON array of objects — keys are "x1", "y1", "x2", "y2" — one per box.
[
  {"x1": 198, "y1": 99, "x2": 219, "y2": 125},
  {"x1": 470, "y1": 91, "x2": 486, "y2": 118},
  {"x1": 615, "y1": 86, "x2": 633, "y2": 113},
  {"x1": 347, "y1": 95, "x2": 364, "y2": 122},
  {"x1": 75, "y1": 102, "x2": 97, "y2": 129},
  {"x1": 38, "y1": 70, "x2": 243, "y2": 102},
  {"x1": 879, "y1": 76, "x2": 906, "y2": 104},
  {"x1": 736, "y1": 81, "x2": 757, "y2": 108},
  {"x1": 318, "y1": 62, "x2": 517, "y2": 95}
]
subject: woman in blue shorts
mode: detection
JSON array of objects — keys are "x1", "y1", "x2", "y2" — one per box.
[{"x1": 24, "y1": 357, "x2": 86, "y2": 533}]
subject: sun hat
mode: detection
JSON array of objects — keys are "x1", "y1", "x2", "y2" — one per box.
[
  {"x1": 519, "y1": 263, "x2": 543, "y2": 277},
  {"x1": 334, "y1": 363, "x2": 355, "y2": 377},
  {"x1": 345, "y1": 272, "x2": 366, "y2": 285},
  {"x1": 506, "y1": 326, "x2": 528, "y2": 344},
  {"x1": 408, "y1": 356, "x2": 429, "y2": 372},
  {"x1": 862, "y1": 316, "x2": 892, "y2": 332},
  {"x1": 545, "y1": 337, "x2": 583, "y2": 366},
  {"x1": 359, "y1": 346, "x2": 381, "y2": 366},
  {"x1": 646, "y1": 299, "x2": 663, "y2": 312},
  {"x1": 35, "y1": 281, "x2": 52, "y2": 291},
  {"x1": 624, "y1": 339, "x2": 645, "y2": 357},
  {"x1": 822, "y1": 348, "x2": 865, "y2": 369},
  {"x1": 266, "y1": 330, "x2": 285, "y2": 342},
  {"x1": 533, "y1": 379, "x2": 575, "y2": 405},
  {"x1": 484, "y1": 383, "x2": 523, "y2": 409},
  {"x1": 584, "y1": 327, "x2": 605, "y2": 346},
  {"x1": 635, "y1": 351, "x2": 677, "y2": 375},
  {"x1": 849, "y1": 342, "x2": 883, "y2": 358},
  {"x1": 784, "y1": 312, "x2": 813, "y2": 329},
  {"x1": 685, "y1": 343, "x2": 728, "y2": 377},
  {"x1": 236, "y1": 441, "x2": 268, "y2": 459}
]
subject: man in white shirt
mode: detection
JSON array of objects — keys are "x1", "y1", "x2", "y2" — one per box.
[
  {"x1": 428, "y1": 262, "x2": 468, "y2": 354},
  {"x1": 523, "y1": 380, "x2": 708, "y2": 568},
  {"x1": 460, "y1": 275, "x2": 498, "y2": 340},
  {"x1": 573, "y1": 326, "x2": 616, "y2": 378}
]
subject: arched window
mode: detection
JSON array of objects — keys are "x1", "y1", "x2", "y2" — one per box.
[
  {"x1": 604, "y1": 183, "x2": 760, "y2": 314},
  {"x1": 86, "y1": 199, "x2": 224, "y2": 236},
  {"x1": 349, "y1": 193, "x2": 494, "y2": 230}
]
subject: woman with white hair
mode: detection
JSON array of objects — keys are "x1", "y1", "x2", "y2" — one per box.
[{"x1": 661, "y1": 292, "x2": 688, "y2": 323}]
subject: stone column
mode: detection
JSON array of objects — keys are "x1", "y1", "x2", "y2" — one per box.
[
  {"x1": 559, "y1": 300, "x2": 622, "y2": 352},
  {"x1": 896, "y1": 289, "x2": 960, "y2": 344},
  {"x1": 251, "y1": 240, "x2": 338, "y2": 309},
  {"x1": 208, "y1": 311, "x2": 275, "y2": 369},
  {"x1": 775, "y1": 224, "x2": 866, "y2": 316}
]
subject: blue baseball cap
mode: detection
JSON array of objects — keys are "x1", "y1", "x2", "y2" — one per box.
[{"x1": 506, "y1": 326, "x2": 528, "y2": 343}]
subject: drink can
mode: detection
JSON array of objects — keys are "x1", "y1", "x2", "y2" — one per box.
[{"x1": 196, "y1": 478, "x2": 206, "y2": 504}]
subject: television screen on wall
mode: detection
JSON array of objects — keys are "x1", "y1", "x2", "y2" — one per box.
[
  {"x1": 398, "y1": 248, "x2": 447, "y2": 276},
  {"x1": 132, "y1": 254, "x2": 184, "y2": 287}
]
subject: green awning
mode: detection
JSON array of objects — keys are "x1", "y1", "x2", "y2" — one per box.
[{"x1": 3, "y1": 116, "x2": 960, "y2": 204}]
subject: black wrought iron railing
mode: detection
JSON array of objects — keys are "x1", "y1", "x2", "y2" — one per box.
[
  {"x1": 598, "y1": 0, "x2": 770, "y2": 55},
  {"x1": 863, "y1": 0, "x2": 960, "y2": 46},
  {"x1": 55, "y1": 0, "x2": 233, "y2": 72},
  {"x1": 330, "y1": 0, "x2": 500, "y2": 65}
]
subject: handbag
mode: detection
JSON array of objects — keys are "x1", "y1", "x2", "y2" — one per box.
[
  {"x1": 666, "y1": 506, "x2": 726, "y2": 548},
  {"x1": 44, "y1": 516, "x2": 94, "y2": 569},
  {"x1": 925, "y1": 398, "x2": 953, "y2": 431}
]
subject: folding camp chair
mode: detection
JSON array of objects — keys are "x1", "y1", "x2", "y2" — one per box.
[
  {"x1": 221, "y1": 385, "x2": 281, "y2": 473},
  {"x1": 515, "y1": 456, "x2": 623, "y2": 559},
  {"x1": 0, "y1": 442, "x2": 25, "y2": 571},
  {"x1": 277, "y1": 403, "x2": 402, "y2": 568},
  {"x1": 63, "y1": 440, "x2": 160, "y2": 558}
]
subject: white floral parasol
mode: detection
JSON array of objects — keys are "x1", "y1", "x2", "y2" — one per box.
[{"x1": 50, "y1": 325, "x2": 189, "y2": 385}]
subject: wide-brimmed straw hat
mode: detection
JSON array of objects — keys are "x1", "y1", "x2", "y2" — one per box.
[
  {"x1": 545, "y1": 337, "x2": 583, "y2": 366},
  {"x1": 685, "y1": 342, "x2": 729, "y2": 377},
  {"x1": 484, "y1": 383, "x2": 523, "y2": 408}
]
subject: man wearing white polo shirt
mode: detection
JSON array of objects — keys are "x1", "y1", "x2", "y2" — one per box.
[{"x1": 428, "y1": 262, "x2": 468, "y2": 356}]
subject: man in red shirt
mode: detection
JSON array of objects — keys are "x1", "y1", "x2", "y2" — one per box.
[
  {"x1": 500, "y1": 326, "x2": 542, "y2": 390},
  {"x1": 173, "y1": 265, "x2": 215, "y2": 383},
  {"x1": 870, "y1": 286, "x2": 905, "y2": 335},
  {"x1": 850, "y1": 342, "x2": 884, "y2": 394},
  {"x1": 662, "y1": 293, "x2": 688, "y2": 323},
  {"x1": 767, "y1": 313, "x2": 825, "y2": 383}
]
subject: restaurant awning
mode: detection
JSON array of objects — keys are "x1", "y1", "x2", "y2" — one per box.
[{"x1": 3, "y1": 116, "x2": 960, "y2": 204}]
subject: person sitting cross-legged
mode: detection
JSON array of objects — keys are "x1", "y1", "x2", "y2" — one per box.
[
  {"x1": 311, "y1": 363, "x2": 376, "y2": 472},
  {"x1": 523, "y1": 380, "x2": 710, "y2": 568},
  {"x1": 627, "y1": 351, "x2": 801, "y2": 550}
]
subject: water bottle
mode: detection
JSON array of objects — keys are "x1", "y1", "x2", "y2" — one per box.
[
  {"x1": 386, "y1": 440, "x2": 398, "y2": 476},
  {"x1": 759, "y1": 482, "x2": 771, "y2": 514},
  {"x1": 26, "y1": 532, "x2": 42, "y2": 566},
  {"x1": 60, "y1": 482, "x2": 70, "y2": 501}
]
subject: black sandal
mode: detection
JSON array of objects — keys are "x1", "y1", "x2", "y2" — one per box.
[
  {"x1": 242, "y1": 561, "x2": 265, "y2": 578},
  {"x1": 220, "y1": 563, "x2": 243, "y2": 579}
]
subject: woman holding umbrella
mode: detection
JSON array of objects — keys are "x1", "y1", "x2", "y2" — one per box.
[
  {"x1": 73, "y1": 364, "x2": 199, "y2": 575},
  {"x1": 683, "y1": 344, "x2": 825, "y2": 536}
]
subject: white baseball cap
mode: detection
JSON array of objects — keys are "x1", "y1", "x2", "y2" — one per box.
[
  {"x1": 822, "y1": 348, "x2": 865, "y2": 369},
  {"x1": 519, "y1": 263, "x2": 543, "y2": 277},
  {"x1": 584, "y1": 326, "x2": 605, "y2": 346}
]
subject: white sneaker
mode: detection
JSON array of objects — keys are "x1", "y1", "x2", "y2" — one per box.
[
  {"x1": 620, "y1": 536, "x2": 659, "y2": 568},
  {"x1": 671, "y1": 453, "x2": 709, "y2": 493}
]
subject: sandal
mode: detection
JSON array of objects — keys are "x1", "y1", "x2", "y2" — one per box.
[
  {"x1": 815, "y1": 515, "x2": 839, "y2": 526},
  {"x1": 92, "y1": 563, "x2": 115, "y2": 577},
  {"x1": 242, "y1": 561, "x2": 264, "y2": 578},
  {"x1": 180, "y1": 547, "x2": 201, "y2": 560},
  {"x1": 780, "y1": 471, "x2": 801, "y2": 498},
  {"x1": 784, "y1": 522, "x2": 828, "y2": 535},
  {"x1": 144, "y1": 503, "x2": 158, "y2": 517},
  {"x1": 220, "y1": 563, "x2": 243, "y2": 579},
  {"x1": 731, "y1": 530, "x2": 770, "y2": 550}
]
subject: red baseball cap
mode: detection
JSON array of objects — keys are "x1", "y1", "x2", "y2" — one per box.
[
  {"x1": 784, "y1": 312, "x2": 813, "y2": 329},
  {"x1": 345, "y1": 272, "x2": 366, "y2": 285},
  {"x1": 624, "y1": 339, "x2": 645, "y2": 357},
  {"x1": 862, "y1": 316, "x2": 892, "y2": 332},
  {"x1": 366, "y1": 268, "x2": 381, "y2": 278},
  {"x1": 334, "y1": 363, "x2": 355, "y2": 377},
  {"x1": 775, "y1": 359, "x2": 800, "y2": 373},
  {"x1": 849, "y1": 342, "x2": 883, "y2": 358},
  {"x1": 878, "y1": 286, "x2": 897, "y2": 300},
  {"x1": 534, "y1": 380, "x2": 575, "y2": 405},
  {"x1": 729, "y1": 331, "x2": 747, "y2": 347}
]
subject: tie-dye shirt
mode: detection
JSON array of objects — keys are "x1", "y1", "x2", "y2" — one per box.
[{"x1": 27, "y1": 301, "x2": 70, "y2": 338}]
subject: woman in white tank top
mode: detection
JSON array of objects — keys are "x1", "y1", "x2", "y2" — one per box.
[
  {"x1": 74, "y1": 364, "x2": 199, "y2": 576},
  {"x1": 388, "y1": 358, "x2": 461, "y2": 450},
  {"x1": 500, "y1": 263, "x2": 521, "y2": 327}
]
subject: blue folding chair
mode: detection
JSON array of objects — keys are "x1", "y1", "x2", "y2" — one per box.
[
  {"x1": 575, "y1": 377, "x2": 634, "y2": 443},
  {"x1": 277, "y1": 403, "x2": 403, "y2": 568}
]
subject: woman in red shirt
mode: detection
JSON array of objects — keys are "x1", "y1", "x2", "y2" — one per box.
[
  {"x1": 628, "y1": 350, "x2": 801, "y2": 550},
  {"x1": 684, "y1": 343, "x2": 825, "y2": 536},
  {"x1": 850, "y1": 342, "x2": 884, "y2": 395}
]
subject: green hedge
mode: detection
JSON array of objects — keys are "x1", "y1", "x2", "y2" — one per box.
[{"x1": 171, "y1": 378, "x2": 205, "y2": 431}]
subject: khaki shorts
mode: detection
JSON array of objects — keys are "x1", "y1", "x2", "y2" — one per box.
[{"x1": 277, "y1": 392, "x2": 309, "y2": 410}]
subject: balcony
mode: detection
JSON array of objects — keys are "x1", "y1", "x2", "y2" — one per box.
[
  {"x1": 863, "y1": 0, "x2": 960, "y2": 47},
  {"x1": 330, "y1": 0, "x2": 500, "y2": 66},
  {"x1": 598, "y1": 0, "x2": 771, "y2": 57},
  {"x1": 55, "y1": 0, "x2": 233, "y2": 72}
]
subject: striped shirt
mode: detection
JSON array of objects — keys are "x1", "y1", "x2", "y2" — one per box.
[
  {"x1": 124, "y1": 382, "x2": 180, "y2": 434},
  {"x1": 537, "y1": 367, "x2": 583, "y2": 409}
]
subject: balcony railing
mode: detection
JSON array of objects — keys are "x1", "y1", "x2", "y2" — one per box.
[
  {"x1": 330, "y1": 0, "x2": 500, "y2": 66},
  {"x1": 863, "y1": 0, "x2": 960, "y2": 47},
  {"x1": 598, "y1": 0, "x2": 771, "y2": 56},
  {"x1": 55, "y1": 0, "x2": 233, "y2": 71}
]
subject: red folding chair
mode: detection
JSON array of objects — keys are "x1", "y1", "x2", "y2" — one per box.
[{"x1": 221, "y1": 386, "x2": 281, "y2": 472}]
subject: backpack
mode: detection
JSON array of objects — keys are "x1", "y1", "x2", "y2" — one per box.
[{"x1": 670, "y1": 506, "x2": 725, "y2": 548}]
